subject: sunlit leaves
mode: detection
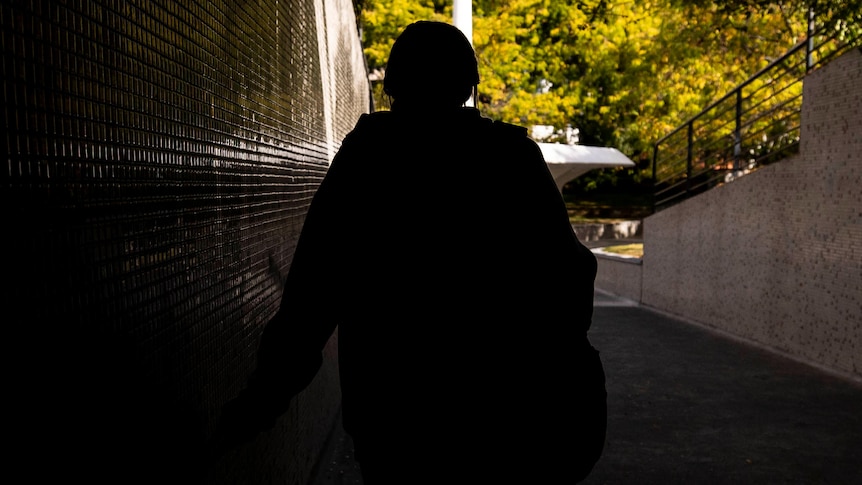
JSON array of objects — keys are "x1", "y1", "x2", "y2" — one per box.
[
  {"x1": 359, "y1": 0, "x2": 822, "y2": 164},
  {"x1": 361, "y1": 0, "x2": 450, "y2": 71}
]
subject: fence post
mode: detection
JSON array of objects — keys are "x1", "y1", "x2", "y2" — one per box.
[
  {"x1": 734, "y1": 89, "x2": 742, "y2": 172},
  {"x1": 806, "y1": 6, "x2": 815, "y2": 71},
  {"x1": 686, "y1": 122, "x2": 693, "y2": 194}
]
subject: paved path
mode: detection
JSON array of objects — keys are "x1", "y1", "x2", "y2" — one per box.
[
  {"x1": 586, "y1": 290, "x2": 861, "y2": 484},
  {"x1": 312, "y1": 290, "x2": 862, "y2": 484}
]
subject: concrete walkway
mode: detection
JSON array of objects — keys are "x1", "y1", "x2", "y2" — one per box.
[{"x1": 311, "y1": 290, "x2": 862, "y2": 484}]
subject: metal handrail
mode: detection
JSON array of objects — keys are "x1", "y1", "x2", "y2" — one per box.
[{"x1": 652, "y1": 9, "x2": 860, "y2": 210}]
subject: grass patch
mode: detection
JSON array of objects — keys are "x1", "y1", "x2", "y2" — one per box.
[
  {"x1": 600, "y1": 243, "x2": 644, "y2": 258},
  {"x1": 565, "y1": 192, "x2": 654, "y2": 223}
]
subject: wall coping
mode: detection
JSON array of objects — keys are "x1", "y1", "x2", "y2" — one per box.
[{"x1": 591, "y1": 248, "x2": 643, "y2": 265}]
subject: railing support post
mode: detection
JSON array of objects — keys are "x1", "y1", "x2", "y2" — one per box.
[
  {"x1": 806, "y1": 6, "x2": 815, "y2": 71},
  {"x1": 734, "y1": 89, "x2": 742, "y2": 172},
  {"x1": 686, "y1": 122, "x2": 693, "y2": 195}
]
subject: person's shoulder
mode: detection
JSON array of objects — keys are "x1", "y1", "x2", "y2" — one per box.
[
  {"x1": 353, "y1": 111, "x2": 396, "y2": 131},
  {"x1": 359, "y1": 110, "x2": 395, "y2": 123},
  {"x1": 489, "y1": 119, "x2": 529, "y2": 139},
  {"x1": 338, "y1": 111, "x2": 395, "y2": 148},
  {"x1": 486, "y1": 119, "x2": 541, "y2": 156}
]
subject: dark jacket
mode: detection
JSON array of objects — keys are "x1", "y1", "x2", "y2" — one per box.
[{"x1": 244, "y1": 107, "x2": 602, "y2": 479}]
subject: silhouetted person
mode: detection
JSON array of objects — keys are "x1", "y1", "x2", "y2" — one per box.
[{"x1": 216, "y1": 20, "x2": 605, "y2": 483}]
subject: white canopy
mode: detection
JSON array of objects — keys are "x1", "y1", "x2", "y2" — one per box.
[{"x1": 537, "y1": 143, "x2": 636, "y2": 191}]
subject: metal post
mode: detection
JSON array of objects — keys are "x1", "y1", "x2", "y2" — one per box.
[
  {"x1": 453, "y1": 0, "x2": 474, "y2": 107},
  {"x1": 733, "y1": 89, "x2": 742, "y2": 173},
  {"x1": 806, "y1": 6, "x2": 815, "y2": 71},
  {"x1": 453, "y1": 0, "x2": 472, "y2": 45},
  {"x1": 686, "y1": 122, "x2": 693, "y2": 194}
]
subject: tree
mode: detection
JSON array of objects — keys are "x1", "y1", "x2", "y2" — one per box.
[
  {"x1": 360, "y1": 0, "x2": 454, "y2": 109},
  {"x1": 357, "y1": 0, "x2": 856, "y2": 195}
]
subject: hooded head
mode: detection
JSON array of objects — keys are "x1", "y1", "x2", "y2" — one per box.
[{"x1": 383, "y1": 21, "x2": 480, "y2": 111}]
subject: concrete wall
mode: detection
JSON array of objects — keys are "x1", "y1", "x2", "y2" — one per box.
[
  {"x1": 594, "y1": 253, "x2": 643, "y2": 303},
  {"x1": 641, "y1": 48, "x2": 862, "y2": 380},
  {"x1": 2, "y1": 1, "x2": 369, "y2": 483},
  {"x1": 573, "y1": 220, "x2": 643, "y2": 245}
]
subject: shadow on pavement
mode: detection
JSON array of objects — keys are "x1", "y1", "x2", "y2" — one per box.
[{"x1": 312, "y1": 290, "x2": 862, "y2": 484}]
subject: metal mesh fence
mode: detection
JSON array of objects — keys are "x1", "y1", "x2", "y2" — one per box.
[{"x1": 2, "y1": 0, "x2": 368, "y2": 471}]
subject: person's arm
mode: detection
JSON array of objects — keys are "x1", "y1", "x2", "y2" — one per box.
[
  {"x1": 506, "y1": 128, "x2": 598, "y2": 332},
  {"x1": 212, "y1": 124, "x2": 363, "y2": 454}
]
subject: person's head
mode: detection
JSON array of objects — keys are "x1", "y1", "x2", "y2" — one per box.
[{"x1": 383, "y1": 21, "x2": 479, "y2": 111}]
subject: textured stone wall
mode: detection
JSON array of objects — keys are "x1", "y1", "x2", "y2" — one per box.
[
  {"x1": 642, "y1": 48, "x2": 861, "y2": 380},
  {"x1": 2, "y1": 1, "x2": 369, "y2": 483},
  {"x1": 594, "y1": 253, "x2": 643, "y2": 303}
]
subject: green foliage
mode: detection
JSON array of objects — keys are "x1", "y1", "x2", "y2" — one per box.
[
  {"x1": 358, "y1": 1, "x2": 853, "y2": 194},
  {"x1": 361, "y1": 1, "x2": 452, "y2": 70}
]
